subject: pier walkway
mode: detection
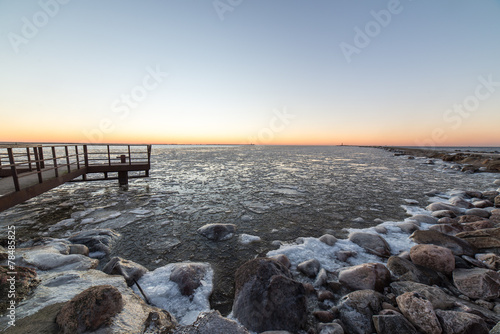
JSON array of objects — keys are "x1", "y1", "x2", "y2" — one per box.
[{"x1": 0, "y1": 144, "x2": 151, "y2": 212}]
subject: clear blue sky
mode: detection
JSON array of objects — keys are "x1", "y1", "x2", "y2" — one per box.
[{"x1": 1, "y1": 0, "x2": 499, "y2": 145}]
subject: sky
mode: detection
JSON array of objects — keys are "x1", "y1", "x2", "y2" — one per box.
[{"x1": 1, "y1": 0, "x2": 500, "y2": 146}]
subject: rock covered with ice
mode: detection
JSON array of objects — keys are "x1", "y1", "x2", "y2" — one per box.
[
  {"x1": 197, "y1": 224, "x2": 236, "y2": 241},
  {"x1": 133, "y1": 262, "x2": 213, "y2": 325}
]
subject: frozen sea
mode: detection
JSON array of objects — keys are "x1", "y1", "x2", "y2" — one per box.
[{"x1": 1, "y1": 145, "x2": 499, "y2": 314}]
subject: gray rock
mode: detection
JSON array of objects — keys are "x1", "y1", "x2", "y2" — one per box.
[
  {"x1": 173, "y1": 310, "x2": 249, "y2": 334},
  {"x1": 483, "y1": 191, "x2": 499, "y2": 202},
  {"x1": 339, "y1": 263, "x2": 391, "y2": 292},
  {"x1": 410, "y1": 230, "x2": 477, "y2": 256},
  {"x1": 387, "y1": 256, "x2": 443, "y2": 286},
  {"x1": 317, "y1": 323, "x2": 344, "y2": 334},
  {"x1": 68, "y1": 244, "x2": 89, "y2": 256},
  {"x1": 68, "y1": 229, "x2": 120, "y2": 258},
  {"x1": 314, "y1": 268, "x2": 328, "y2": 287},
  {"x1": 429, "y1": 223, "x2": 462, "y2": 235},
  {"x1": 432, "y1": 210, "x2": 457, "y2": 218},
  {"x1": 348, "y1": 232, "x2": 391, "y2": 257},
  {"x1": 465, "y1": 208, "x2": 491, "y2": 218},
  {"x1": 410, "y1": 244, "x2": 455, "y2": 274},
  {"x1": 143, "y1": 309, "x2": 177, "y2": 334},
  {"x1": 56, "y1": 285, "x2": 124, "y2": 334},
  {"x1": 476, "y1": 253, "x2": 500, "y2": 270},
  {"x1": 372, "y1": 312, "x2": 418, "y2": 334},
  {"x1": 474, "y1": 200, "x2": 494, "y2": 208},
  {"x1": 495, "y1": 195, "x2": 500, "y2": 208},
  {"x1": 102, "y1": 257, "x2": 148, "y2": 287},
  {"x1": 397, "y1": 222, "x2": 420, "y2": 234},
  {"x1": 426, "y1": 202, "x2": 462, "y2": 214},
  {"x1": 411, "y1": 214, "x2": 438, "y2": 225},
  {"x1": 396, "y1": 291, "x2": 442, "y2": 334},
  {"x1": 13, "y1": 246, "x2": 98, "y2": 272},
  {"x1": 232, "y1": 258, "x2": 307, "y2": 333},
  {"x1": 269, "y1": 254, "x2": 291, "y2": 268},
  {"x1": 435, "y1": 309, "x2": 489, "y2": 334},
  {"x1": 298, "y1": 258, "x2": 321, "y2": 278},
  {"x1": 319, "y1": 234, "x2": 338, "y2": 246},
  {"x1": 197, "y1": 224, "x2": 236, "y2": 241},
  {"x1": 390, "y1": 281, "x2": 500, "y2": 325},
  {"x1": 453, "y1": 268, "x2": 500, "y2": 300},
  {"x1": 339, "y1": 290, "x2": 386, "y2": 334},
  {"x1": 450, "y1": 196, "x2": 474, "y2": 209},
  {"x1": 456, "y1": 227, "x2": 500, "y2": 249},
  {"x1": 170, "y1": 263, "x2": 211, "y2": 296}
]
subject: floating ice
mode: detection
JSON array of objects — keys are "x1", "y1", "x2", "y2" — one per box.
[
  {"x1": 133, "y1": 263, "x2": 213, "y2": 325},
  {"x1": 130, "y1": 209, "x2": 151, "y2": 215},
  {"x1": 239, "y1": 234, "x2": 261, "y2": 245}
]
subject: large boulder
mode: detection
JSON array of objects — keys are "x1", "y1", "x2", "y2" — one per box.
[
  {"x1": 170, "y1": 263, "x2": 211, "y2": 296},
  {"x1": 102, "y1": 257, "x2": 148, "y2": 287},
  {"x1": 197, "y1": 224, "x2": 236, "y2": 241},
  {"x1": 56, "y1": 285, "x2": 124, "y2": 333},
  {"x1": 372, "y1": 311, "x2": 418, "y2": 334},
  {"x1": 396, "y1": 291, "x2": 442, "y2": 334},
  {"x1": 475, "y1": 253, "x2": 500, "y2": 270},
  {"x1": 348, "y1": 232, "x2": 391, "y2": 257},
  {"x1": 449, "y1": 196, "x2": 474, "y2": 209},
  {"x1": 68, "y1": 229, "x2": 120, "y2": 258},
  {"x1": 410, "y1": 230, "x2": 477, "y2": 256},
  {"x1": 452, "y1": 268, "x2": 500, "y2": 300},
  {"x1": 473, "y1": 200, "x2": 494, "y2": 209},
  {"x1": 387, "y1": 256, "x2": 443, "y2": 286},
  {"x1": 435, "y1": 310, "x2": 488, "y2": 334},
  {"x1": 456, "y1": 227, "x2": 500, "y2": 249},
  {"x1": 338, "y1": 290, "x2": 386, "y2": 334},
  {"x1": 232, "y1": 258, "x2": 307, "y2": 333},
  {"x1": 173, "y1": 310, "x2": 249, "y2": 334},
  {"x1": 0, "y1": 266, "x2": 40, "y2": 314},
  {"x1": 338, "y1": 263, "x2": 391, "y2": 292},
  {"x1": 426, "y1": 202, "x2": 462, "y2": 215},
  {"x1": 465, "y1": 208, "x2": 491, "y2": 218},
  {"x1": 409, "y1": 244, "x2": 455, "y2": 274},
  {"x1": 411, "y1": 214, "x2": 438, "y2": 225}
]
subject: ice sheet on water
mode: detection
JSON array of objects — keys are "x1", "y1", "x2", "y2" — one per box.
[
  {"x1": 130, "y1": 209, "x2": 151, "y2": 215},
  {"x1": 241, "y1": 201, "x2": 270, "y2": 214},
  {"x1": 134, "y1": 263, "x2": 213, "y2": 325}
]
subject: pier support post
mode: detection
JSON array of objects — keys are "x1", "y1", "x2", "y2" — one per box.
[{"x1": 118, "y1": 154, "x2": 128, "y2": 189}]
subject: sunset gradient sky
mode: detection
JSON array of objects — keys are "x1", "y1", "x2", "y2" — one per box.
[{"x1": 1, "y1": 0, "x2": 500, "y2": 146}]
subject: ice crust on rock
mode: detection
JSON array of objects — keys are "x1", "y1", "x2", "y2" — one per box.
[{"x1": 133, "y1": 262, "x2": 214, "y2": 325}]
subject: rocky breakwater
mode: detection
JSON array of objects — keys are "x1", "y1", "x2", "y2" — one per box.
[
  {"x1": 383, "y1": 147, "x2": 500, "y2": 173},
  {"x1": 261, "y1": 185, "x2": 500, "y2": 333}
]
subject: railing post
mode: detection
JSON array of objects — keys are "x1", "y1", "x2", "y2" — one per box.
[
  {"x1": 38, "y1": 146, "x2": 45, "y2": 169},
  {"x1": 33, "y1": 147, "x2": 43, "y2": 183},
  {"x1": 107, "y1": 145, "x2": 111, "y2": 166},
  {"x1": 75, "y1": 145, "x2": 80, "y2": 169},
  {"x1": 51, "y1": 146, "x2": 59, "y2": 177},
  {"x1": 26, "y1": 147, "x2": 33, "y2": 171},
  {"x1": 128, "y1": 145, "x2": 132, "y2": 165},
  {"x1": 7, "y1": 148, "x2": 20, "y2": 192},
  {"x1": 84, "y1": 145, "x2": 89, "y2": 167},
  {"x1": 65, "y1": 146, "x2": 70, "y2": 173},
  {"x1": 146, "y1": 145, "x2": 152, "y2": 177},
  {"x1": 83, "y1": 145, "x2": 88, "y2": 181}
]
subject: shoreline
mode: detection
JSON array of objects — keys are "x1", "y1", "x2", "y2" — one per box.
[
  {"x1": 378, "y1": 146, "x2": 500, "y2": 173},
  {"x1": 2, "y1": 182, "x2": 500, "y2": 333}
]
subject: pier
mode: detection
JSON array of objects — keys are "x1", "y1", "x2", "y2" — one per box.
[{"x1": 0, "y1": 144, "x2": 152, "y2": 212}]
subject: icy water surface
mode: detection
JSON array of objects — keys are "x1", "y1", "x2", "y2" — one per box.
[{"x1": 1, "y1": 145, "x2": 498, "y2": 314}]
